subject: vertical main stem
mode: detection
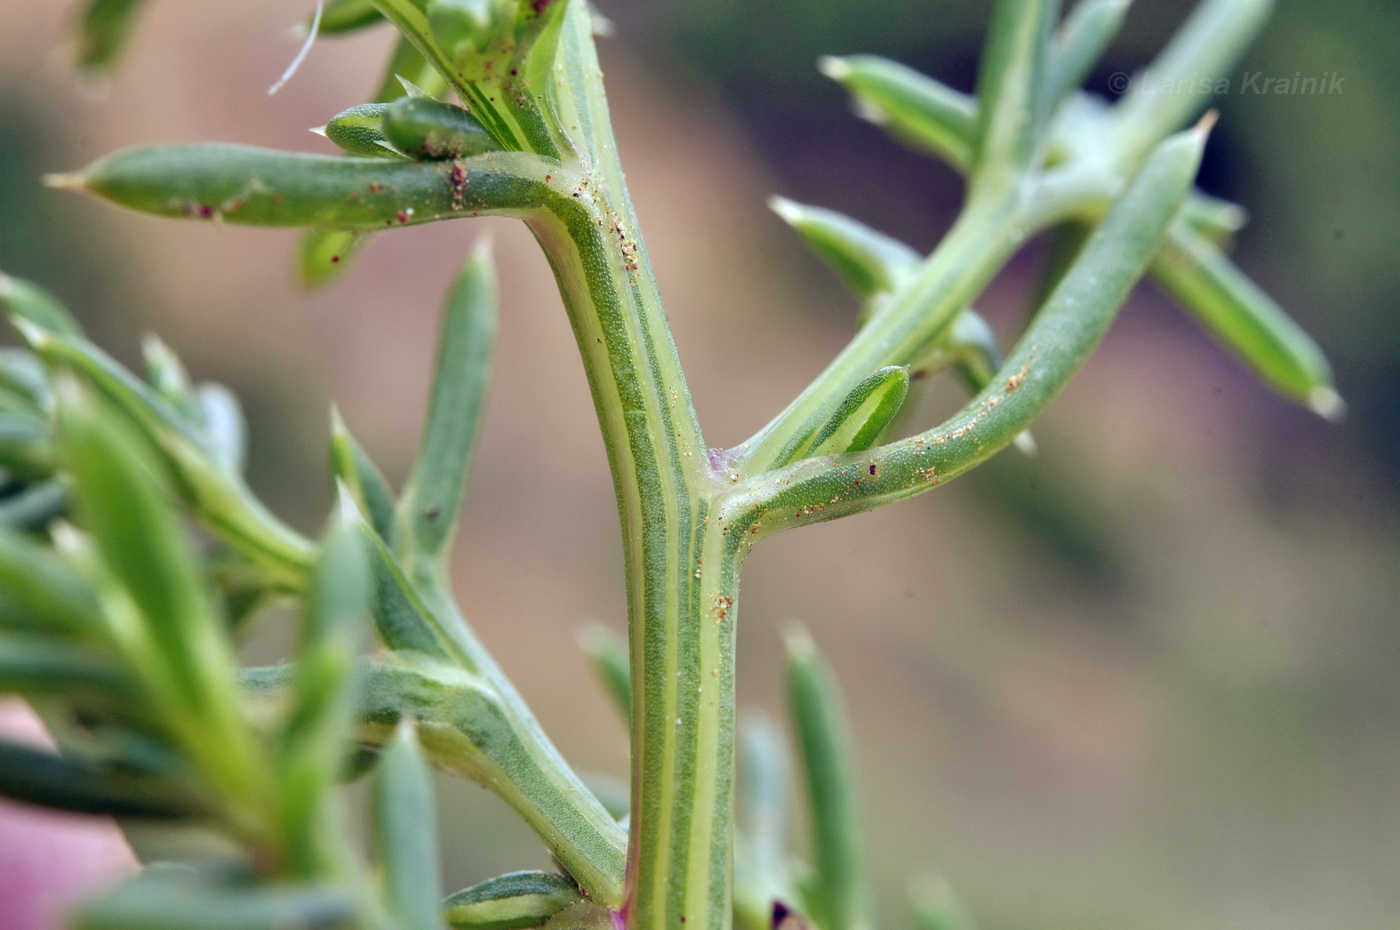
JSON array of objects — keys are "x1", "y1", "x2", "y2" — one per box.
[{"x1": 528, "y1": 177, "x2": 739, "y2": 930}]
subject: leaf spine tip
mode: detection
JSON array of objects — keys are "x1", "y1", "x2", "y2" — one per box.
[
  {"x1": 41, "y1": 172, "x2": 85, "y2": 191},
  {"x1": 767, "y1": 196, "x2": 802, "y2": 223},
  {"x1": 1194, "y1": 109, "x2": 1221, "y2": 139},
  {"x1": 783, "y1": 623, "x2": 816, "y2": 659},
  {"x1": 817, "y1": 56, "x2": 850, "y2": 80},
  {"x1": 1308, "y1": 387, "x2": 1346, "y2": 422}
]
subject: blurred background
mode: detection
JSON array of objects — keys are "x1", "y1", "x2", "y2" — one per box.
[{"x1": 1, "y1": 1, "x2": 1397, "y2": 928}]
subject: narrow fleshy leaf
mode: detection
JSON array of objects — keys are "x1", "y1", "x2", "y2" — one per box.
[
  {"x1": 909, "y1": 875, "x2": 978, "y2": 930},
  {"x1": 196, "y1": 382, "x2": 247, "y2": 475},
  {"x1": 0, "y1": 740, "x2": 198, "y2": 819},
  {"x1": 57, "y1": 381, "x2": 263, "y2": 806},
  {"x1": 737, "y1": 712, "x2": 792, "y2": 882},
  {"x1": 1114, "y1": 0, "x2": 1274, "y2": 158},
  {"x1": 807, "y1": 366, "x2": 910, "y2": 459},
  {"x1": 372, "y1": 721, "x2": 442, "y2": 930},
  {"x1": 443, "y1": 871, "x2": 582, "y2": 930},
  {"x1": 785, "y1": 629, "x2": 871, "y2": 930},
  {"x1": 0, "y1": 348, "x2": 52, "y2": 411},
  {"x1": 769, "y1": 197, "x2": 920, "y2": 303},
  {"x1": 74, "y1": 873, "x2": 358, "y2": 930},
  {"x1": 299, "y1": 229, "x2": 370, "y2": 289},
  {"x1": 0, "y1": 525, "x2": 99, "y2": 633},
  {"x1": 1042, "y1": 0, "x2": 1131, "y2": 116},
  {"x1": 322, "y1": 103, "x2": 403, "y2": 159},
  {"x1": 277, "y1": 522, "x2": 371, "y2": 877},
  {"x1": 396, "y1": 242, "x2": 496, "y2": 567},
  {"x1": 47, "y1": 144, "x2": 556, "y2": 231},
  {"x1": 820, "y1": 55, "x2": 975, "y2": 171},
  {"x1": 141, "y1": 334, "x2": 200, "y2": 422},
  {"x1": 579, "y1": 623, "x2": 630, "y2": 721},
  {"x1": 295, "y1": 524, "x2": 371, "y2": 706},
  {"x1": 74, "y1": 0, "x2": 150, "y2": 78},
  {"x1": 383, "y1": 97, "x2": 502, "y2": 160},
  {"x1": 0, "y1": 413, "x2": 53, "y2": 479},
  {"x1": 342, "y1": 488, "x2": 459, "y2": 661},
  {"x1": 59, "y1": 386, "x2": 212, "y2": 684},
  {"x1": 1178, "y1": 190, "x2": 1247, "y2": 249},
  {"x1": 0, "y1": 634, "x2": 127, "y2": 699},
  {"x1": 330, "y1": 410, "x2": 398, "y2": 542},
  {"x1": 1151, "y1": 220, "x2": 1339, "y2": 416},
  {"x1": 971, "y1": 0, "x2": 1058, "y2": 196},
  {"x1": 0, "y1": 480, "x2": 68, "y2": 530},
  {"x1": 14, "y1": 317, "x2": 195, "y2": 443},
  {"x1": 0, "y1": 272, "x2": 82, "y2": 338}
]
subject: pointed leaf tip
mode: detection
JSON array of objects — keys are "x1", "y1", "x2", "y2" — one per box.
[
  {"x1": 334, "y1": 478, "x2": 364, "y2": 522},
  {"x1": 817, "y1": 56, "x2": 851, "y2": 80},
  {"x1": 783, "y1": 622, "x2": 816, "y2": 660},
  {"x1": 1194, "y1": 108, "x2": 1220, "y2": 139},
  {"x1": 768, "y1": 195, "x2": 801, "y2": 223},
  {"x1": 1308, "y1": 387, "x2": 1346, "y2": 422},
  {"x1": 42, "y1": 172, "x2": 85, "y2": 191},
  {"x1": 10, "y1": 317, "x2": 51, "y2": 348}
]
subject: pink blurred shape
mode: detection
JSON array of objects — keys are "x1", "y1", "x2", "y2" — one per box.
[{"x1": 0, "y1": 699, "x2": 137, "y2": 930}]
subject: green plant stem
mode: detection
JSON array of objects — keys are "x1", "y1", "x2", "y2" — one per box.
[
  {"x1": 720, "y1": 127, "x2": 1206, "y2": 538},
  {"x1": 527, "y1": 186, "x2": 738, "y2": 928},
  {"x1": 737, "y1": 195, "x2": 1026, "y2": 473},
  {"x1": 509, "y1": 8, "x2": 751, "y2": 923},
  {"x1": 521, "y1": 37, "x2": 1139, "y2": 925},
  {"x1": 422, "y1": 589, "x2": 630, "y2": 905}
]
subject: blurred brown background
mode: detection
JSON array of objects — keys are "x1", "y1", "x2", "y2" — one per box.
[{"x1": 1, "y1": 1, "x2": 1397, "y2": 928}]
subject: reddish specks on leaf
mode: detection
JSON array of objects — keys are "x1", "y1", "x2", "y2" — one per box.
[
  {"x1": 368, "y1": 182, "x2": 383, "y2": 195},
  {"x1": 449, "y1": 161, "x2": 469, "y2": 210},
  {"x1": 330, "y1": 255, "x2": 340, "y2": 263},
  {"x1": 198, "y1": 205, "x2": 214, "y2": 218},
  {"x1": 395, "y1": 210, "x2": 411, "y2": 224}
]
